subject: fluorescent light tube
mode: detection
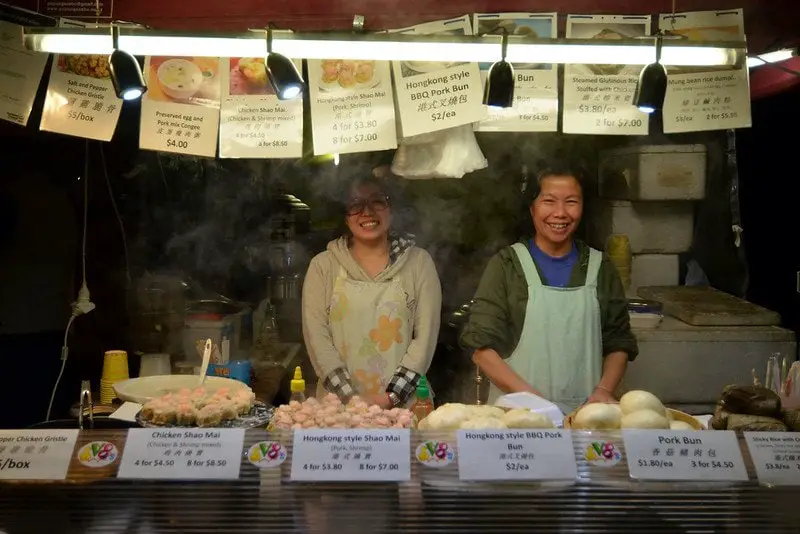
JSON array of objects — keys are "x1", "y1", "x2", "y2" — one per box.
[{"x1": 747, "y1": 48, "x2": 796, "y2": 68}]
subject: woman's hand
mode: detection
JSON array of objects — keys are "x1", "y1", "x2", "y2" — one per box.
[
  {"x1": 367, "y1": 393, "x2": 392, "y2": 409},
  {"x1": 587, "y1": 387, "x2": 617, "y2": 404}
]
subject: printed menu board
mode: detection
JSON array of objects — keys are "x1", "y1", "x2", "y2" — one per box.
[
  {"x1": 307, "y1": 58, "x2": 397, "y2": 155},
  {"x1": 0, "y1": 20, "x2": 49, "y2": 126},
  {"x1": 563, "y1": 15, "x2": 652, "y2": 135},
  {"x1": 659, "y1": 9, "x2": 750, "y2": 133},
  {"x1": 472, "y1": 13, "x2": 559, "y2": 132},
  {"x1": 391, "y1": 15, "x2": 486, "y2": 137},
  {"x1": 139, "y1": 56, "x2": 221, "y2": 157},
  {"x1": 219, "y1": 57, "x2": 303, "y2": 158}
]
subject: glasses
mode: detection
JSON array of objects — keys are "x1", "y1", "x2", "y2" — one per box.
[{"x1": 346, "y1": 194, "x2": 390, "y2": 216}]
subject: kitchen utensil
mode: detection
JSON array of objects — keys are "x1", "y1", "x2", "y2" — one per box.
[
  {"x1": 198, "y1": 339, "x2": 211, "y2": 386},
  {"x1": 113, "y1": 375, "x2": 252, "y2": 404}
]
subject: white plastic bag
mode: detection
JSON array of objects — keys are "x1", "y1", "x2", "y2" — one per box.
[{"x1": 391, "y1": 125, "x2": 487, "y2": 179}]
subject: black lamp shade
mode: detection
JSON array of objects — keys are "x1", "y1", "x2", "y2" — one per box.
[
  {"x1": 633, "y1": 62, "x2": 667, "y2": 113},
  {"x1": 267, "y1": 52, "x2": 305, "y2": 100},
  {"x1": 108, "y1": 49, "x2": 146, "y2": 101},
  {"x1": 483, "y1": 60, "x2": 515, "y2": 108}
]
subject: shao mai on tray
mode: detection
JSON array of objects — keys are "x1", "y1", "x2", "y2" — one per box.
[{"x1": 140, "y1": 387, "x2": 256, "y2": 427}]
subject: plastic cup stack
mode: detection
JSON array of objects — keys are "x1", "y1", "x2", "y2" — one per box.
[{"x1": 100, "y1": 350, "x2": 129, "y2": 404}]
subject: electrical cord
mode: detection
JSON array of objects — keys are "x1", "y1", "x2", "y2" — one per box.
[{"x1": 100, "y1": 144, "x2": 131, "y2": 286}]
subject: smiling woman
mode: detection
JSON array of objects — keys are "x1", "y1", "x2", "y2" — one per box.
[
  {"x1": 301, "y1": 175, "x2": 442, "y2": 410},
  {"x1": 461, "y1": 161, "x2": 638, "y2": 413}
]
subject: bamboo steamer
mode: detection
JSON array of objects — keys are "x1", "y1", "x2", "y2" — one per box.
[{"x1": 564, "y1": 405, "x2": 706, "y2": 430}]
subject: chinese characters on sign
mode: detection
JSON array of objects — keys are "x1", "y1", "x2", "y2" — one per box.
[
  {"x1": 457, "y1": 429, "x2": 578, "y2": 482},
  {"x1": 117, "y1": 429, "x2": 244, "y2": 480},
  {"x1": 0, "y1": 430, "x2": 78, "y2": 480},
  {"x1": 562, "y1": 14, "x2": 651, "y2": 135},
  {"x1": 290, "y1": 429, "x2": 411, "y2": 482},
  {"x1": 308, "y1": 59, "x2": 397, "y2": 155},
  {"x1": 623, "y1": 430, "x2": 748, "y2": 481},
  {"x1": 745, "y1": 432, "x2": 800, "y2": 486}
]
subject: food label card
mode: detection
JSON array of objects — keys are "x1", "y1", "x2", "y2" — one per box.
[
  {"x1": 623, "y1": 430, "x2": 748, "y2": 481},
  {"x1": 0, "y1": 21, "x2": 49, "y2": 126},
  {"x1": 290, "y1": 429, "x2": 410, "y2": 482},
  {"x1": 457, "y1": 429, "x2": 577, "y2": 481},
  {"x1": 745, "y1": 432, "x2": 800, "y2": 486},
  {"x1": 563, "y1": 15, "x2": 652, "y2": 135},
  {"x1": 391, "y1": 16, "x2": 486, "y2": 137},
  {"x1": 472, "y1": 13, "x2": 559, "y2": 132},
  {"x1": 219, "y1": 54, "x2": 303, "y2": 158},
  {"x1": 308, "y1": 58, "x2": 397, "y2": 155},
  {"x1": 117, "y1": 428, "x2": 244, "y2": 480},
  {"x1": 658, "y1": 9, "x2": 751, "y2": 133},
  {"x1": 139, "y1": 56, "x2": 221, "y2": 157},
  {"x1": 0, "y1": 430, "x2": 78, "y2": 480}
]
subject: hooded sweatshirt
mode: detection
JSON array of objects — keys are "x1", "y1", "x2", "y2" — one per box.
[{"x1": 302, "y1": 236, "x2": 442, "y2": 404}]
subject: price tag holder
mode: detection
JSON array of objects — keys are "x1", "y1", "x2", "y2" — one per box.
[
  {"x1": 623, "y1": 430, "x2": 748, "y2": 482},
  {"x1": 0, "y1": 429, "x2": 79, "y2": 480},
  {"x1": 456, "y1": 429, "x2": 577, "y2": 482},
  {"x1": 290, "y1": 429, "x2": 410, "y2": 482},
  {"x1": 117, "y1": 428, "x2": 244, "y2": 480},
  {"x1": 744, "y1": 432, "x2": 800, "y2": 486}
]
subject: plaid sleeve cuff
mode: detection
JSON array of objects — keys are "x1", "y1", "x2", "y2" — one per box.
[
  {"x1": 386, "y1": 366, "x2": 422, "y2": 406},
  {"x1": 323, "y1": 367, "x2": 355, "y2": 397}
]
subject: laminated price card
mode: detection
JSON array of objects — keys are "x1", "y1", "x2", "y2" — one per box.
[
  {"x1": 290, "y1": 429, "x2": 410, "y2": 482},
  {"x1": 744, "y1": 432, "x2": 800, "y2": 486},
  {"x1": 623, "y1": 430, "x2": 748, "y2": 481},
  {"x1": 0, "y1": 429, "x2": 78, "y2": 480},
  {"x1": 457, "y1": 429, "x2": 577, "y2": 482},
  {"x1": 117, "y1": 428, "x2": 244, "y2": 480}
]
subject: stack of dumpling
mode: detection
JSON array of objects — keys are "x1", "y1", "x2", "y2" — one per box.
[
  {"x1": 572, "y1": 391, "x2": 696, "y2": 431},
  {"x1": 418, "y1": 403, "x2": 555, "y2": 430}
]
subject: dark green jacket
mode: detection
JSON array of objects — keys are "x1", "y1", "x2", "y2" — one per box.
[{"x1": 460, "y1": 240, "x2": 638, "y2": 361}]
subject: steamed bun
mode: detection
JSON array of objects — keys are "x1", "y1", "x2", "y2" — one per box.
[
  {"x1": 470, "y1": 405, "x2": 506, "y2": 419},
  {"x1": 669, "y1": 420, "x2": 694, "y2": 431},
  {"x1": 420, "y1": 403, "x2": 472, "y2": 430},
  {"x1": 573, "y1": 403, "x2": 622, "y2": 430},
  {"x1": 620, "y1": 391, "x2": 666, "y2": 417},
  {"x1": 621, "y1": 409, "x2": 670, "y2": 429},
  {"x1": 501, "y1": 409, "x2": 555, "y2": 429},
  {"x1": 459, "y1": 416, "x2": 508, "y2": 430}
]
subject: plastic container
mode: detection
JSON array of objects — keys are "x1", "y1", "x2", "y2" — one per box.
[
  {"x1": 183, "y1": 315, "x2": 235, "y2": 365},
  {"x1": 591, "y1": 200, "x2": 693, "y2": 254},
  {"x1": 411, "y1": 376, "x2": 434, "y2": 423},
  {"x1": 290, "y1": 366, "x2": 306, "y2": 403},
  {"x1": 599, "y1": 144, "x2": 707, "y2": 200}
]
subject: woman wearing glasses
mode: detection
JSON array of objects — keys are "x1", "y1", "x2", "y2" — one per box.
[{"x1": 302, "y1": 176, "x2": 442, "y2": 408}]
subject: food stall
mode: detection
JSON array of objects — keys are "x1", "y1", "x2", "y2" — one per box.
[{"x1": 2, "y1": 0, "x2": 800, "y2": 530}]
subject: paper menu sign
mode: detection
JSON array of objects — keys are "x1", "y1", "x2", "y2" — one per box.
[
  {"x1": 623, "y1": 430, "x2": 748, "y2": 481},
  {"x1": 219, "y1": 57, "x2": 303, "y2": 158},
  {"x1": 0, "y1": 429, "x2": 78, "y2": 480},
  {"x1": 659, "y1": 9, "x2": 750, "y2": 133},
  {"x1": 290, "y1": 429, "x2": 411, "y2": 482},
  {"x1": 117, "y1": 428, "x2": 244, "y2": 480},
  {"x1": 390, "y1": 15, "x2": 486, "y2": 137},
  {"x1": 307, "y1": 59, "x2": 397, "y2": 155},
  {"x1": 139, "y1": 56, "x2": 221, "y2": 157},
  {"x1": 744, "y1": 432, "x2": 800, "y2": 486},
  {"x1": 0, "y1": 21, "x2": 48, "y2": 126},
  {"x1": 472, "y1": 13, "x2": 559, "y2": 133},
  {"x1": 563, "y1": 15, "x2": 652, "y2": 135}
]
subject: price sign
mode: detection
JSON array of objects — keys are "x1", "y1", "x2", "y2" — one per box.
[
  {"x1": 744, "y1": 432, "x2": 800, "y2": 486},
  {"x1": 456, "y1": 429, "x2": 577, "y2": 482},
  {"x1": 117, "y1": 429, "x2": 244, "y2": 480},
  {"x1": 0, "y1": 430, "x2": 78, "y2": 480},
  {"x1": 290, "y1": 429, "x2": 410, "y2": 482},
  {"x1": 623, "y1": 430, "x2": 748, "y2": 481}
]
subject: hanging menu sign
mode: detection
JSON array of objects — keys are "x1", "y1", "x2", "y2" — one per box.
[
  {"x1": 563, "y1": 15, "x2": 651, "y2": 135},
  {"x1": 0, "y1": 429, "x2": 78, "y2": 480},
  {"x1": 391, "y1": 16, "x2": 486, "y2": 137},
  {"x1": 219, "y1": 56, "x2": 303, "y2": 158},
  {"x1": 40, "y1": 22, "x2": 122, "y2": 140},
  {"x1": 472, "y1": 13, "x2": 559, "y2": 132},
  {"x1": 659, "y1": 9, "x2": 751, "y2": 133},
  {"x1": 140, "y1": 56, "x2": 221, "y2": 157},
  {"x1": 0, "y1": 20, "x2": 49, "y2": 125},
  {"x1": 308, "y1": 58, "x2": 396, "y2": 155}
]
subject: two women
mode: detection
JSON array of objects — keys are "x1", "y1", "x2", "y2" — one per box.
[
  {"x1": 461, "y1": 164, "x2": 637, "y2": 411},
  {"x1": 302, "y1": 177, "x2": 441, "y2": 407}
]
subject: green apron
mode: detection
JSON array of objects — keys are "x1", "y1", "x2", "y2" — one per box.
[{"x1": 487, "y1": 243, "x2": 603, "y2": 413}]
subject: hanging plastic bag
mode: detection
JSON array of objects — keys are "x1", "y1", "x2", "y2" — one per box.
[{"x1": 391, "y1": 125, "x2": 487, "y2": 179}]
